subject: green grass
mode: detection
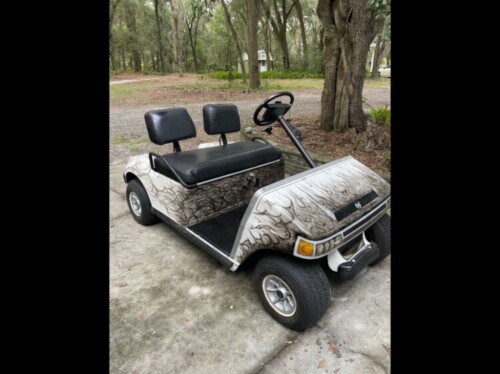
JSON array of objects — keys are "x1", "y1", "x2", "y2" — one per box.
[
  {"x1": 261, "y1": 78, "x2": 324, "y2": 90},
  {"x1": 110, "y1": 81, "x2": 166, "y2": 99},
  {"x1": 111, "y1": 136, "x2": 150, "y2": 152},
  {"x1": 364, "y1": 78, "x2": 390, "y2": 88},
  {"x1": 208, "y1": 70, "x2": 322, "y2": 80},
  {"x1": 177, "y1": 78, "x2": 324, "y2": 91},
  {"x1": 177, "y1": 81, "x2": 248, "y2": 90},
  {"x1": 110, "y1": 74, "x2": 387, "y2": 105}
]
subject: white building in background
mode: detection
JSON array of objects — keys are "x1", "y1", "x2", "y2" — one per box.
[{"x1": 240, "y1": 50, "x2": 273, "y2": 73}]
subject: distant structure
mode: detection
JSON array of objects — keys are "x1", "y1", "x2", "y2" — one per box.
[{"x1": 240, "y1": 50, "x2": 273, "y2": 73}]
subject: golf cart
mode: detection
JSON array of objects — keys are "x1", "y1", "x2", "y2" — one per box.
[{"x1": 123, "y1": 91, "x2": 391, "y2": 331}]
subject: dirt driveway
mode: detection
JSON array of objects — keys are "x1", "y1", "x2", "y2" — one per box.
[{"x1": 109, "y1": 74, "x2": 390, "y2": 165}]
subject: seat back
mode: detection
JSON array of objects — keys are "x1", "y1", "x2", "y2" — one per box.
[
  {"x1": 145, "y1": 108, "x2": 196, "y2": 147},
  {"x1": 203, "y1": 104, "x2": 241, "y2": 145}
]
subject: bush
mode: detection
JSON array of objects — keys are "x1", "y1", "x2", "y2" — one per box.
[
  {"x1": 208, "y1": 71, "x2": 243, "y2": 80},
  {"x1": 369, "y1": 105, "x2": 391, "y2": 126},
  {"x1": 261, "y1": 70, "x2": 323, "y2": 79},
  {"x1": 208, "y1": 70, "x2": 323, "y2": 80}
]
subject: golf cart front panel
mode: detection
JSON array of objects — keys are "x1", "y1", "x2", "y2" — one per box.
[
  {"x1": 125, "y1": 154, "x2": 285, "y2": 227},
  {"x1": 230, "y1": 156, "x2": 390, "y2": 265}
]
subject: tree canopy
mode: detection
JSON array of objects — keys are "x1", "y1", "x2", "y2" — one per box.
[{"x1": 110, "y1": 0, "x2": 391, "y2": 133}]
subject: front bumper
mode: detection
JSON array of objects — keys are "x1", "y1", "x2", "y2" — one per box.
[{"x1": 328, "y1": 232, "x2": 380, "y2": 280}]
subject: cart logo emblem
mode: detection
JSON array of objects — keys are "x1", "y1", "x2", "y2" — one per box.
[{"x1": 355, "y1": 201, "x2": 362, "y2": 209}]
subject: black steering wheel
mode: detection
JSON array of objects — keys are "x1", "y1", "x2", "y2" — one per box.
[{"x1": 253, "y1": 91, "x2": 294, "y2": 126}]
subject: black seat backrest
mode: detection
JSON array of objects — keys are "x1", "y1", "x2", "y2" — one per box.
[
  {"x1": 144, "y1": 108, "x2": 196, "y2": 150},
  {"x1": 203, "y1": 104, "x2": 240, "y2": 145}
]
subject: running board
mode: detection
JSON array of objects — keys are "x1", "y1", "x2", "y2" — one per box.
[{"x1": 151, "y1": 207, "x2": 239, "y2": 270}]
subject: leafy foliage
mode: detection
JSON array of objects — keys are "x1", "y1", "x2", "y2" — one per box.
[
  {"x1": 261, "y1": 70, "x2": 323, "y2": 79},
  {"x1": 110, "y1": 0, "x2": 341, "y2": 76},
  {"x1": 208, "y1": 71, "x2": 243, "y2": 80},
  {"x1": 367, "y1": 0, "x2": 392, "y2": 19},
  {"x1": 209, "y1": 70, "x2": 322, "y2": 80},
  {"x1": 369, "y1": 106, "x2": 391, "y2": 126}
]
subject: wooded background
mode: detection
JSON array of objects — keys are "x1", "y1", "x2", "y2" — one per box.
[{"x1": 110, "y1": 0, "x2": 391, "y2": 132}]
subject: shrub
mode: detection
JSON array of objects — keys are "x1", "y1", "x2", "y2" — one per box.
[
  {"x1": 208, "y1": 70, "x2": 323, "y2": 80},
  {"x1": 369, "y1": 105, "x2": 391, "y2": 126},
  {"x1": 208, "y1": 71, "x2": 243, "y2": 80},
  {"x1": 261, "y1": 70, "x2": 323, "y2": 79}
]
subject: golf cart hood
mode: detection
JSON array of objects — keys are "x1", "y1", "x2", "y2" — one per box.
[{"x1": 231, "y1": 156, "x2": 391, "y2": 265}]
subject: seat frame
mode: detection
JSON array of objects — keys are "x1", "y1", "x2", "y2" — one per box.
[{"x1": 145, "y1": 105, "x2": 282, "y2": 189}]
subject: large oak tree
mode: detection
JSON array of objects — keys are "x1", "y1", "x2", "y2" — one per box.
[{"x1": 317, "y1": 0, "x2": 389, "y2": 132}]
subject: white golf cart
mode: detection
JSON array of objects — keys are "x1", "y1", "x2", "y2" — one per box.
[{"x1": 123, "y1": 91, "x2": 391, "y2": 331}]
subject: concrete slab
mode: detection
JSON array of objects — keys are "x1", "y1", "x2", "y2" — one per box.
[
  {"x1": 260, "y1": 260, "x2": 390, "y2": 373},
  {"x1": 110, "y1": 190, "x2": 129, "y2": 223},
  {"x1": 110, "y1": 163, "x2": 390, "y2": 373}
]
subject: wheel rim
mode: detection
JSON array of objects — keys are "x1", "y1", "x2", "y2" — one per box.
[
  {"x1": 262, "y1": 275, "x2": 297, "y2": 317},
  {"x1": 129, "y1": 192, "x2": 142, "y2": 216}
]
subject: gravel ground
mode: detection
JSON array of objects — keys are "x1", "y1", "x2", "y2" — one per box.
[{"x1": 110, "y1": 87, "x2": 390, "y2": 165}]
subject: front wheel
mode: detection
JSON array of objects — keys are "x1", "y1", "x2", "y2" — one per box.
[
  {"x1": 366, "y1": 214, "x2": 391, "y2": 265},
  {"x1": 254, "y1": 255, "x2": 331, "y2": 331}
]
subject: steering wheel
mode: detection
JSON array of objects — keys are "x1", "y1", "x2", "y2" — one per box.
[{"x1": 253, "y1": 91, "x2": 294, "y2": 126}]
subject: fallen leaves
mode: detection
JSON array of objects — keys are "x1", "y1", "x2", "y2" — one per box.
[
  {"x1": 114, "y1": 282, "x2": 128, "y2": 288},
  {"x1": 262, "y1": 117, "x2": 390, "y2": 176},
  {"x1": 317, "y1": 359, "x2": 326, "y2": 368}
]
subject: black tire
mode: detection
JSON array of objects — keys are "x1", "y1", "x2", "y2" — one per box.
[
  {"x1": 254, "y1": 255, "x2": 331, "y2": 331},
  {"x1": 366, "y1": 214, "x2": 391, "y2": 265},
  {"x1": 126, "y1": 179, "x2": 160, "y2": 226}
]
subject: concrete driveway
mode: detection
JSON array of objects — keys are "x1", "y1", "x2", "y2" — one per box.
[{"x1": 110, "y1": 164, "x2": 390, "y2": 373}]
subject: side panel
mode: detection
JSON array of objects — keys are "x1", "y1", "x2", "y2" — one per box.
[
  {"x1": 230, "y1": 156, "x2": 391, "y2": 265},
  {"x1": 125, "y1": 154, "x2": 285, "y2": 227}
]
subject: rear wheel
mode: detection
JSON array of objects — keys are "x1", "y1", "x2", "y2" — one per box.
[
  {"x1": 254, "y1": 255, "x2": 331, "y2": 331},
  {"x1": 366, "y1": 214, "x2": 391, "y2": 265},
  {"x1": 126, "y1": 179, "x2": 160, "y2": 226}
]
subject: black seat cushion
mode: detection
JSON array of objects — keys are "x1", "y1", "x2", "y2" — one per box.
[
  {"x1": 145, "y1": 108, "x2": 196, "y2": 145},
  {"x1": 156, "y1": 141, "x2": 282, "y2": 185}
]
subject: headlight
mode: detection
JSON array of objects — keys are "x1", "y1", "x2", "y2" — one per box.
[{"x1": 294, "y1": 233, "x2": 344, "y2": 258}]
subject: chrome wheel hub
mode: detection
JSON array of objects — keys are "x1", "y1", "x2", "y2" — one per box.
[
  {"x1": 129, "y1": 192, "x2": 142, "y2": 216},
  {"x1": 262, "y1": 275, "x2": 297, "y2": 317}
]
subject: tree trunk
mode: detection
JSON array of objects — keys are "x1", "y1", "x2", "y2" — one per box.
[
  {"x1": 264, "y1": 14, "x2": 272, "y2": 71},
  {"x1": 317, "y1": 0, "x2": 386, "y2": 132},
  {"x1": 110, "y1": 46, "x2": 117, "y2": 72},
  {"x1": 152, "y1": 53, "x2": 157, "y2": 71},
  {"x1": 294, "y1": 0, "x2": 308, "y2": 70},
  {"x1": 170, "y1": 0, "x2": 184, "y2": 77},
  {"x1": 109, "y1": 0, "x2": 122, "y2": 74},
  {"x1": 192, "y1": 17, "x2": 201, "y2": 71},
  {"x1": 154, "y1": 0, "x2": 166, "y2": 73},
  {"x1": 186, "y1": 23, "x2": 198, "y2": 71},
  {"x1": 264, "y1": 0, "x2": 295, "y2": 70},
  {"x1": 246, "y1": 0, "x2": 260, "y2": 89},
  {"x1": 370, "y1": 34, "x2": 385, "y2": 79},
  {"x1": 121, "y1": 47, "x2": 127, "y2": 70},
  {"x1": 279, "y1": 36, "x2": 290, "y2": 70},
  {"x1": 221, "y1": 0, "x2": 247, "y2": 81},
  {"x1": 124, "y1": 0, "x2": 142, "y2": 72}
]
